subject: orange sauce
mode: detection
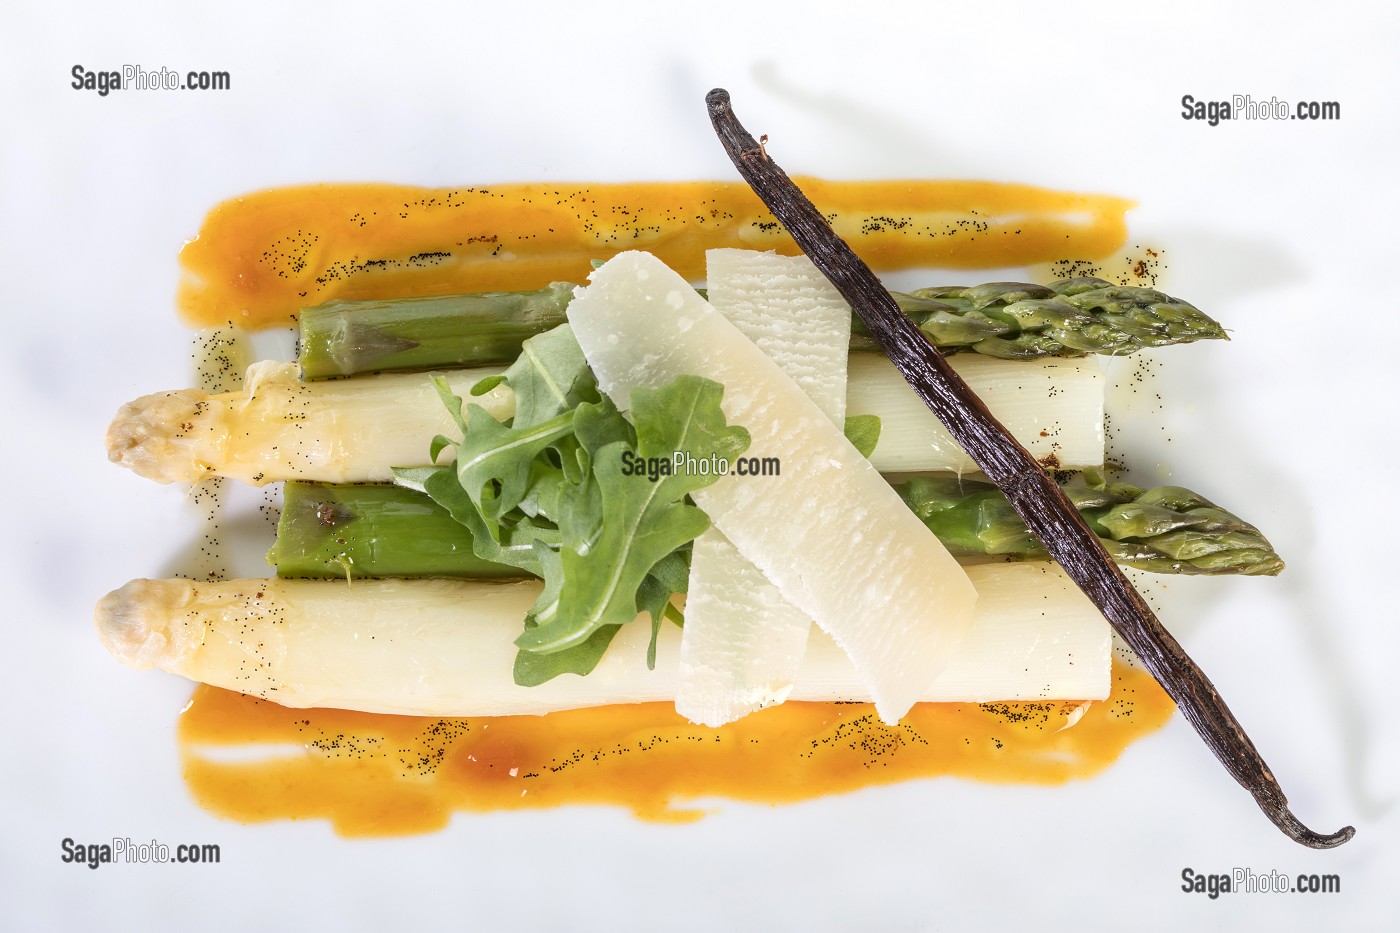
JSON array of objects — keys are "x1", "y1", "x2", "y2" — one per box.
[
  {"x1": 177, "y1": 179, "x2": 1133, "y2": 328},
  {"x1": 179, "y1": 660, "x2": 1173, "y2": 836}
]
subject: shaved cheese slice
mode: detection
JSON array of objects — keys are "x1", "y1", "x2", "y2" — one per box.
[
  {"x1": 703, "y1": 249, "x2": 851, "y2": 420},
  {"x1": 678, "y1": 249, "x2": 851, "y2": 726},
  {"x1": 680, "y1": 533, "x2": 808, "y2": 722},
  {"x1": 567, "y1": 251, "x2": 977, "y2": 723}
]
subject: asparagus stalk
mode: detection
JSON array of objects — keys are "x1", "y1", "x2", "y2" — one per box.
[
  {"x1": 107, "y1": 354, "x2": 1103, "y2": 486},
  {"x1": 298, "y1": 283, "x2": 577, "y2": 378},
  {"x1": 269, "y1": 481, "x2": 520, "y2": 580},
  {"x1": 95, "y1": 564, "x2": 1110, "y2": 716},
  {"x1": 105, "y1": 361, "x2": 513, "y2": 486},
  {"x1": 870, "y1": 278, "x2": 1226, "y2": 359},
  {"x1": 296, "y1": 276, "x2": 1224, "y2": 379},
  {"x1": 900, "y1": 474, "x2": 1284, "y2": 575},
  {"x1": 847, "y1": 353, "x2": 1101, "y2": 474},
  {"x1": 270, "y1": 475, "x2": 1283, "y2": 580}
]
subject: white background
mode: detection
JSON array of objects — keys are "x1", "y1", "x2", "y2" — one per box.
[{"x1": 2, "y1": 1, "x2": 1396, "y2": 929}]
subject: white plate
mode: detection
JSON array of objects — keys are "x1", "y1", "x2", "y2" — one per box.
[{"x1": 5, "y1": 2, "x2": 1395, "y2": 928}]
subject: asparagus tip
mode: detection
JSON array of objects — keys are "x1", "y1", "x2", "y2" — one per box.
[
  {"x1": 106, "y1": 389, "x2": 213, "y2": 485},
  {"x1": 95, "y1": 578, "x2": 194, "y2": 670}
]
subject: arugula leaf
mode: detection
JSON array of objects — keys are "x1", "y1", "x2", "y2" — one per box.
[
  {"x1": 573, "y1": 395, "x2": 636, "y2": 457},
  {"x1": 393, "y1": 465, "x2": 556, "y2": 576},
  {"x1": 516, "y1": 375, "x2": 750, "y2": 654},
  {"x1": 498, "y1": 322, "x2": 597, "y2": 427},
  {"x1": 454, "y1": 405, "x2": 575, "y2": 522},
  {"x1": 424, "y1": 323, "x2": 598, "y2": 545},
  {"x1": 843, "y1": 414, "x2": 882, "y2": 460},
  {"x1": 513, "y1": 623, "x2": 624, "y2": 686},
  {"x1": 396, "y1": 324, "x2": 749, "y2": 687},
  {"x1": 649, "y1": 547, "x2": 691, "y2": 592},
  {"x1": 641, "y1": 548, "x2": 691, "y2": 667}
]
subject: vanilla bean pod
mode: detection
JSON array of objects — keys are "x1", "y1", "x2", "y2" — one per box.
[{"x1": 705, "y1": 87, "x2": 1352, "y2": 849}]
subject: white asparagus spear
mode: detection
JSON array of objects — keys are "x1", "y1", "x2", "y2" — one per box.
[
  {"x1": 678, "y1": 249, "x2": 850, "y2": 726},
  {"x1": 105, "y1": 362, "x2": 512, "y2": 486},
  {"x1": 568, "y1": 250, "x2": 976, "y2": 723},
  {"x1": 105, "y1": 354, "x2": 1102, "y2": 487},
  {"x1": 847, "y1": 352, "x2": 1103, "y2": 473},
  {"x1": 95, "y1": 563, "x2": 1109, "y2": 717}
]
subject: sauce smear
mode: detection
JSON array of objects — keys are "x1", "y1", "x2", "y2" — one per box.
[
  {"x1": 179, "y1": 660, "x2": 1172, "y2": 836},
  {"x1": 177, "y1": 179, "x2": 1133, "y2": 329}
]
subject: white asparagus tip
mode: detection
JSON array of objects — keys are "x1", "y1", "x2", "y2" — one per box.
[
  {"x1": 95, "y1": 578, "x2": 195, "y2": 670},
  {"x1": 106, "y1": 389, "x2": 212, "y2": 485}
]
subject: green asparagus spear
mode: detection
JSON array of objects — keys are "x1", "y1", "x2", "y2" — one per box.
[
  {"x1": 270, "y1": 473, "x2": 1282, "y2": 580},
  {"x1": 298, "y1": 282, "x2": 577, "y2": 379},
  {"x1": 297, "y1": 276, "x2": 1226, "y2": 378},
  {"x1": 899, "y1": 473, "x2": 1283, "y2": 575},
  {"x1": 268, "y1": 481, "x2": 521, "y2": 579},
  {"x1": 868, "y1": 278, "x2": 1228, "y2": 359}
]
